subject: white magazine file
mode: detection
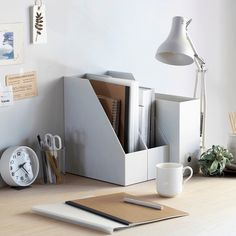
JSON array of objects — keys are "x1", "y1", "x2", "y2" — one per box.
[
  {"x1": 64, "y1": 76, "x2": 168, "y2": 186},
  {"x1": 155, "y1": 94, "x2": 200, "y2": 173}
]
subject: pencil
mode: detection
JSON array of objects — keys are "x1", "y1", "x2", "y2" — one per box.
[{"x1": 123, "y1": 197, "x2": 163, "y2": 210}]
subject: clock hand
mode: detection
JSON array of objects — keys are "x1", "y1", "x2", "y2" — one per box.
[
  {"x1": 21, "y1": 166, "x2": 29, "y2": 175},
  {"x1": 20, "y1": 162, "x2": 27, "y2": 167},
  {"x1": 13, "y1": 162, "x2": 27, "y2": 174},
  {"x1": 13, "y1": 168, "x2": 21, "y2": 174}
]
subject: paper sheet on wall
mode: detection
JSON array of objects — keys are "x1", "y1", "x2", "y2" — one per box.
[
  {"x1": 5, "y1": 71, "x2": 38, "y2": 100},
  {"x1": 0, "y1": 86, "x2": 13, "y2": 106}
]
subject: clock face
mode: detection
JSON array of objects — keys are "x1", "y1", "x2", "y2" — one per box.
[
  {"x1": 9, "y1": 149, "x2": 34, "y2": 186},
  {"x1": 0, "y1": 146, "x2": 39, "y2": 187}
]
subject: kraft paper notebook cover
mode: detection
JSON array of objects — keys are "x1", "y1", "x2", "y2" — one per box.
[
  {"x1": 89, "y1": 79, "x2": 130, "y2": 153},
  {"x1": 65, "y1": 192, "x2": 188, "y2": 226}
]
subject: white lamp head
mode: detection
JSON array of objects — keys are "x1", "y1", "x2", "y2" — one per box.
[{"x1": 156, "y1": 16, "x2": 194, "y2": 66}]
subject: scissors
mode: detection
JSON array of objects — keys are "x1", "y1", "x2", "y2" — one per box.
[{"x1": 44, "y1": 133, "x2": 62, "y2": 158}]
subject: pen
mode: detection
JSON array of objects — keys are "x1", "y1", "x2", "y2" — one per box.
[
  {"x1": 37, "y1": 134, "x2": 48, "y2": 184},
  {"x1": 37, "y1": 134, "x2": 43, "y2": 148},
  {"x1": 123, "y1": 197, "x2": 163, "y2": 210}
]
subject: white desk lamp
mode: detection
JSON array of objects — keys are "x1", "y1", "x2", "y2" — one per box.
[{"x1": 156, "y1": 16, "x2": 207, "y2": 151}]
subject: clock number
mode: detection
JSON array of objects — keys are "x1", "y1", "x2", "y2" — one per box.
[
  {"x1": 10, "y1": 160, "x2": 14, "y2": 164},
  {"x1": 17, "y1": 152, "x2": 21, "y2": 156},
  {"x1": 13, "y1": 155, "x2": 16, "y2": 159}
]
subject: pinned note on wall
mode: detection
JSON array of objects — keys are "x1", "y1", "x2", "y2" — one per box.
[
  {"x1": 32, "y1": 0, "x2": 47, "y2": 44},
  {"x1": 0, "y1": 85, "x2": 13, "y2": 107},
  {"x1": 5, "y1": 71, "x2": 38, "y2": 101}
]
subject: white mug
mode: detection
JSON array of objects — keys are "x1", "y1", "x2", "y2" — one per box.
[{"x1": 156, "y1": 163, "x2": 193, "y2": 197}]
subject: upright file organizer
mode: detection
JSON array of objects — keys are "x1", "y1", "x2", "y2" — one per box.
[
  {"x1": 155, "y1": 94, "x2": 200, "y2": 173},
  {"x1": 64, "y1": 76, "x2": 168, "y2": 186}
]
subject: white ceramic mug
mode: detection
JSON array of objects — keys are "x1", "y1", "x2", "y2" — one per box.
[{"x1": 156, "y1": 163, "x2": 193, "y2": 197}]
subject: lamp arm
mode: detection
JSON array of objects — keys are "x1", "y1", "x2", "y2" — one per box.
[
  {"x1": 186, "y1": 32, "x2": 205, "y2": 71},
  {"x1": 186, "y1": 31, "x2": 207, "y2": 151}
]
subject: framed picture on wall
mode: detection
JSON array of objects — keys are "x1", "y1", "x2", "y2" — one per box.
[{"x1": 0, "y1": 23, "x2": 23, "y2": 65}]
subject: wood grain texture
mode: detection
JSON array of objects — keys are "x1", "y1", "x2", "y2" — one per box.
[{"x1": 1, "y1": 174, "x2": 236, "y2": 236}]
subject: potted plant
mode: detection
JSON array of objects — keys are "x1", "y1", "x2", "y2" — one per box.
[{"x1": 199, "y1": 145, "x2": 233, "y2": 176}]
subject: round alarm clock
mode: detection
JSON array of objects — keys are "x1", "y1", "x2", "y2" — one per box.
[{"x1": 0, "y1": 146, "x2": 39, "y2": 187}]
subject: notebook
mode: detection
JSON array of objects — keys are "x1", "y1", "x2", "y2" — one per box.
[
  {"x1": 66, "y1": 192, "x2": 188, "y2": 226},
  {"x1": 32, "y1": 202, "x2": 127, "y2": 234},
  {"x1": 98, "y1": 95, "x2": 121, "y2": 136},
  {"x1": 32, "y1": 192, "x2": 188, "y2": 234},
  {"x1": 86, "y1": 74, "x2": 139, "y2": 153},
  {"x1": 88, "y1": 78, "x2": 129, "y2": 153}
]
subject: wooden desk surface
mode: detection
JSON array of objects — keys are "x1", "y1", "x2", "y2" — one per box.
[{"x1": 1, "y1": 174, "x2": 236, "y2": 236}]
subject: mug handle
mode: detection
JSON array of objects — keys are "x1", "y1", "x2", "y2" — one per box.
[{"x1": 183, "y1": 166, "x2": 193, "y2": 184}]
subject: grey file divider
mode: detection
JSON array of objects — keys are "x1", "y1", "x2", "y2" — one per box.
[{"x1": 64, "y1": 76, "x2": 168, "y2": 186}]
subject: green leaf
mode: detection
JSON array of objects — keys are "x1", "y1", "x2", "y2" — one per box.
[
  {"x1": 209, "y1": 160, "x2": 219, "y2": 174},
  {"x1": 218, "y1": 161, "x2": 224, "y2": 173},
  {"x1": 202, "y1": 154, "x2": 214, "y2": 161}
]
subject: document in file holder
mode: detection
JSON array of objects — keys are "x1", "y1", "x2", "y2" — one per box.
[
  {"x1": 106, "y1": 70, "x2": 135, "y2": 80},
  {"x1": 98, "y1": 95, "x2": 121, "y2": 136},
  {"x1": 32, "y1": 193, "x2": 188, "y2": 234},
  {"x1": 88, "y1": 78, "x2": 130, "y2": 152},
  {"x1": 86, "y1": 74, "x2": 139, "y2": 153}
]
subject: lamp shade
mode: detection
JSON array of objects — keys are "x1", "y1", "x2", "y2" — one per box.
[{"x1": 156, "y1": 16, "x2": 194, "y2": 66}]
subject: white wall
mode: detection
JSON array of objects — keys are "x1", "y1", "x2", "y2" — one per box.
[
  {"x1": 0, "y1": 0, "x2": 67, "y2": 152},
  {"x1": 0, "y1": 0, "x2": 235, "y2": 153}
]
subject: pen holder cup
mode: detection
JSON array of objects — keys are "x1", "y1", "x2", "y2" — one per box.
[
  {"x1": 39, "y1": 147, "x2": 66, "y2": 184},
  {"x1": 227, "y1": 134, "x2": 236, "y2": 163}
]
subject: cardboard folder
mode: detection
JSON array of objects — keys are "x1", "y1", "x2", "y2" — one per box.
[
  {"x1": 66, "y1": 192, "x2": 188, "y2": 226},
  {"x1": 86, "y1": 73, "x2": 140, "y2": 154}
]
